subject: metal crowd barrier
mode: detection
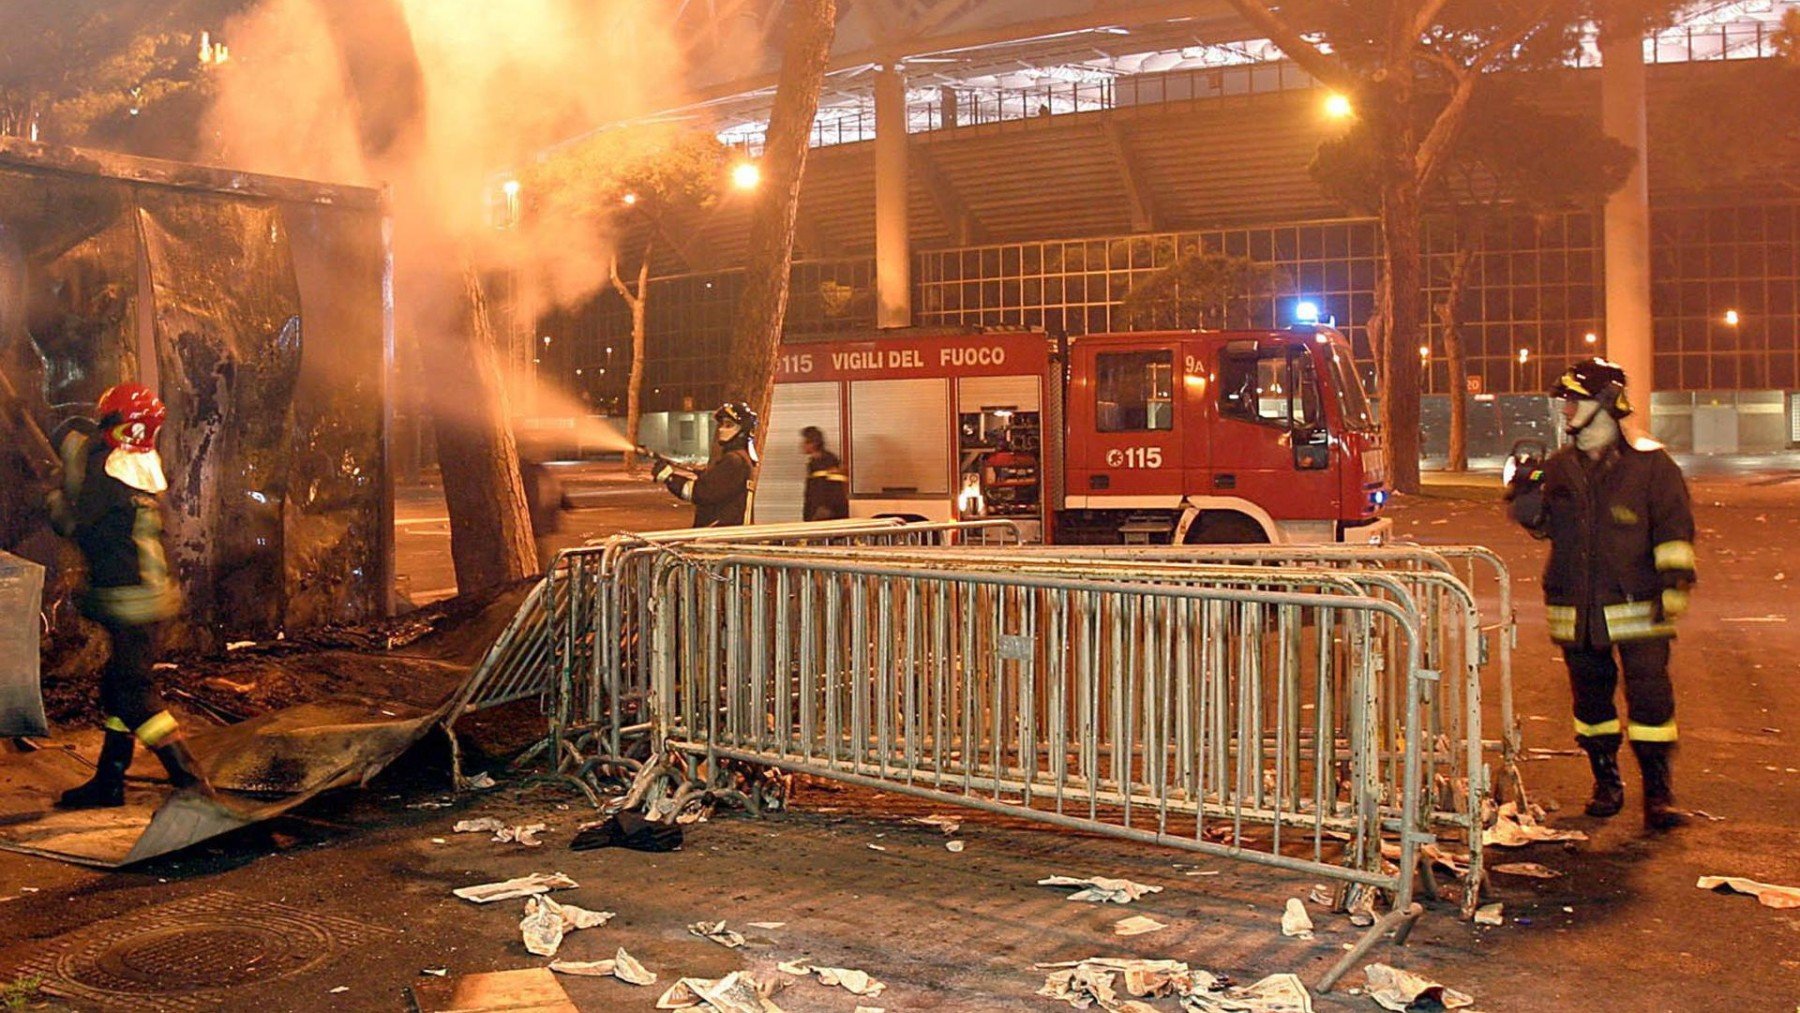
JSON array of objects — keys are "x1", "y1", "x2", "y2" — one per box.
[
  {"x1": 441, "y1": 519, "x2": 1022, "y2": 789},
  {"x1": 677, "y1": 541, "x2": 1496, "y2": 914},
  {"x1": 643, "y1": 549, "x2": 1433, "y2": 986}
]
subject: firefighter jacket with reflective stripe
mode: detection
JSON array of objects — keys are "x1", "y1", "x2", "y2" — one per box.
[
  {"x1": 664, "y1": 447, "x2": 754, "y2": 527},
  {"x1": 1510, "y1": 439, "x2": 1695, "y2": 646},
  {"x1": 47, "y1": 433, "x2": 181, "y2": 626},
  {"x1": 803, "y1": 450, "x2": 850, "y2": 521}
]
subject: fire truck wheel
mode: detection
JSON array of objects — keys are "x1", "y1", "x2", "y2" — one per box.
[{"x1": 1185, "y1": 512, "x2": 1269, "y2": 545}]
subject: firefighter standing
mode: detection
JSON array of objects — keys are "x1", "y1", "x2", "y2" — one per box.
[
  {"x1": 1507, "y1": 358, "x2": 1693, "y2": 830},
  {"x1": 45, "y1": 383, "x2": 213, "y2": 808},
  {"x1": 648, "y1": 402, "x2": 759, "y2": 527},
  {"x1": 800, "y1": 426, "x2": 849, "y2": 521}
]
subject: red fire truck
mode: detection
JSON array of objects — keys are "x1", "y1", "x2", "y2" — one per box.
[{"x1": 757, "y1": 326, "x2": 1390, "y2": 544}]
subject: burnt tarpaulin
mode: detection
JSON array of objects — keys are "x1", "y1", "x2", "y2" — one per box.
[
  {"x1": 139, "y1": 192, "x2": 304, "y2": 640},
  {"x1": 0, "y1": 139, "x2": 388, "y2": 650}
]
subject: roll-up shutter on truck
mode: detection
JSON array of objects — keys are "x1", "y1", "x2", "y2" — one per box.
[
  {"x1": 758, "y1": 381, "x2": 842, "y2": 523},
  {"x1": 851, "y1": 377, "x2": 951, "y2": 496}
]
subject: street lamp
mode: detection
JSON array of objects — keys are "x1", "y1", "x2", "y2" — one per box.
[
  {"x1": 731, "y1": 162, "x2": 761, "y2": 191},
  {"x1": 1583, "y1": 331, "x2": 1598, "y2": 346},
  {"x1": 1723, "y1": 308, "x2": 1741, "y2": 327},
  {"x1": 621, "y1": 192, "x2": 639, "y2": 207},
  {"x1": 1322, "y1": 92, "x2": 1354, "y2": 120}
]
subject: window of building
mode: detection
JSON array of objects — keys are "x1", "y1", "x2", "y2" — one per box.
[{"x1": 1095, "y1": 350, "x2": 1174, "y2": 431}]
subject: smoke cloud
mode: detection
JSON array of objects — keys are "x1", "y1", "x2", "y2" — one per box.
[{"x1": 203, "y1": 0, "x2": 693, "y2": 396}]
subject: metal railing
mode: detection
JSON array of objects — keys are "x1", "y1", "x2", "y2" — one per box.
[
  {"x1": 686, "y1": 540, "x2": 1504, "y2": 916},
  {"x1": 442, "y1": 519, "x2": 1023, "y2": 787},
  {"x1": 644, "y1": 548, "x2": 1433, "y2": 987}
]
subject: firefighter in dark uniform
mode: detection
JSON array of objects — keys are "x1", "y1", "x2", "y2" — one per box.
[
  {"x1": 1507, "y1": 358, "x2": 1694, "y2": 830},
  {"x1": 799, "y1": 426, "x2": 849, "y2": 521},
  {"x1": 45, "y1": 383, "x2": 213, "y2": 808},
  {"x1": 649, "y1": 401, "x2": 759, "y2": 527}
]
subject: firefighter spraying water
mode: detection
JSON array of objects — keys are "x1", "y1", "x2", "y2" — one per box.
[
  {"x1": 642, "y1": 401, "x2": 760, "y2": 527},
  {"x1": 1506, "y1": 358, "x2": 1695, "y2": 831},
  {"x1": 44, "y1": 384, "x2": 214, "y2": 808}
]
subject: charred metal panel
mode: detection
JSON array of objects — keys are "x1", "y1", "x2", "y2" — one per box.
[
  {"x1": 281, "y1": 203, "x2": 388, "y2": 627},
  {"x1": 139, "y1": 193, "x2": 303, "y2": 642}
]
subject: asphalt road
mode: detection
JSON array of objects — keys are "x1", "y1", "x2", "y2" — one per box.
[{"x1": 2, "y1": 463, "x2": 1796, "y2": 1011}]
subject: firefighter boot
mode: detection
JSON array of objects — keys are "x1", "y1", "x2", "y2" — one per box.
[
  {"x1": 1576, "y1": 733, "x2": 1625, "y2": 818},
  {"x1": 150, "y1": 737, "x2": 216, "y2": 797},
  {"x1": 1632, "y1": 740, "x2": 1688, "y2": 831},
  {"x1": 55, "y1": 729, "x2": 135, "y2": 809}
]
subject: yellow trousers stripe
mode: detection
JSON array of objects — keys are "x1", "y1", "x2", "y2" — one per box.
[
  {"x1": 133, "y1": 711, "x2": 179, "y2": 746},
  {"x1": 1575, "y1": 718, "x2": 1622, "y2": 737},
  {"x1": 1628, "y1": 721, "x2": 1678, "y2": 742}
]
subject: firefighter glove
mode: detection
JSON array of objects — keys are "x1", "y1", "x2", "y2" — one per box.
[
  {"x1": 650, "y1": 456, "x2": 674, "y2": 484},
  {"x1": 1661, "y1": 587, "x2": 1689, "y2": 620}
]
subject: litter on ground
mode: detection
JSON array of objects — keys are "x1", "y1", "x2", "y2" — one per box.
[
  {"x1": 550, "y1": 947, "x2": 656, "y2": 986},
  {"x1": 688, "y1": 919, "x2": 748, "y2": 948},
  {"x1": 1113, "y1": 915, "x2": 1167, "y2": 936},
  {"x1": 1491, "y1": 862, "x2": 1562, "y2": 879},
  {"x1": 656, "y1": 970, "x2": 782, "y2": 1012},
  {"x1": 907, "y1": 814, "x2": 962, "y2": 834},
  {"x1": 1696, "y1": 875, "x2": 1800, "y2": 909},
  {"x1": 1473, "y1": 903, "x2": 1504, "y2": 926},
  {"x1": 1281, "y1": 898, "x2": 1314, "y2": 939},
  {"x1": 521, "y1": 893, "x2": 614, "y2": 955},
  {"x1": 947, "y1": 840, "x2": 966, "y2": 853},
  {"x1": 1363, "y1": 963, "x2": 1474, "y2": 1011},
  {"x1": 777, "y1": 961, "x2": 887, "y2": 998},
  {"x1": 453, "y1": 872, "x2": 579, "y2": 904},
  {"x1": 455, "y1": 817, "x2": 546, "y2": 846},
  {"x1": 1038, "y1": 874, "x2": 1164, "y2": 904},
  {"x1": 1483, "y1": 803, "x2": 1587, "y2": 847},
  {"x1": 1036, "y1": 958, "x2": 1312, "y2": 1013}
]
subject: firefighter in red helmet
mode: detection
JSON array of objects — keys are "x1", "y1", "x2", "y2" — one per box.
[
  {"x1": 45, "y1": 383, "x2": 213, "y2": 807},
  {"x1": 1507, "y1": 358, "x2": 1693, "y2": 830}
]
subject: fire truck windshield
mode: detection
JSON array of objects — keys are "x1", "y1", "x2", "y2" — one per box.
[{"x1": 1326, "y1": 343, "x2": 1377, "y2": 431}]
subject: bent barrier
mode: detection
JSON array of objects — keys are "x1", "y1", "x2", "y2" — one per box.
[{"x1": 444, "y1": 519, "x2": 1022, "y2": 786}]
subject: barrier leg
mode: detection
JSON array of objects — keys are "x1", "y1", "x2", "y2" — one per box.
[{"x1": 1315, "y1": 902, "x2": 1425, "y2": 992}]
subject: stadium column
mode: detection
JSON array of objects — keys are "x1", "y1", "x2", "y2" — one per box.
[
  {"x1": 875, "y1": 64, "x2": 912, "y2": 328},
  {"x1": 1601, "y1": 27, "x2": 1655, "y2": 428}
]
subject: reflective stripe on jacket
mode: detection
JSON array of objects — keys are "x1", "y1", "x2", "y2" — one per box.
[{"x1": 1516, "y1": 439, "x2": 1694, "y2": 645}]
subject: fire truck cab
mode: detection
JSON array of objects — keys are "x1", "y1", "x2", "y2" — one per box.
[{"x1": 757, "y1": 326, "x2": 1390, "y2": 545}]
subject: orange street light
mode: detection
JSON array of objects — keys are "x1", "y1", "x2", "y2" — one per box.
[
  {"x1": 1323, "y1": 92, "x2": 1354, "y2": 120},
  {"x1": 731, "y1": 162, "x2": 761, "y2": 190},
  {"x1": 1723, "y1": 309, "x2": 1740, "y2": 326}
]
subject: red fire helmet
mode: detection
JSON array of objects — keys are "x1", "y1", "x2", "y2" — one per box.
[{"x1": 95, "y1": 383, "x2": 167, "y2": 452}]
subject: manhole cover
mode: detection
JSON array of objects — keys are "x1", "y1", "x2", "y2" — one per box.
[{"x1": 11, "y1": 890, "x2": 399, "y2": 1011}]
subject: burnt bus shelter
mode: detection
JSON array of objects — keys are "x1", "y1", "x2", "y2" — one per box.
[{"x1": 0, "y1": 138, "x2": 393, "y2": 643}]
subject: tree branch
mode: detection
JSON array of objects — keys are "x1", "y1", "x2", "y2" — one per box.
[
  {"x1": 1410, "y1": 0, "x2": 1456, "y2": 42},
  {"x1": 1413, "y1": 6, "x2": 1551, "y2": 189},
  {"x1": 1213, "y1": 0, "x2": 1349, "y2": 89},
  {"x1": 608, "y1": 250, "x2": 641, "y2": 308}
]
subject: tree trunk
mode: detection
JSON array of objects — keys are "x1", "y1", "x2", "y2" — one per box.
[
  {"x1": 1436, "y1": 246, "x2": 1478, "y2": 472},
  {"x1": 1375, "y1": 43, "x2": 1424, "y2": 495},
  {"x1": 612, "y1": 246, "x2": 651, "y2": 472},
  {"x1": 1380, "y1": 178, "x2": 1425, "y2": 495},
  {"x1": 725, "y1": 0, "x2": 837, "y2": 431},
  {"x1": 429, "y1": 264, "x2": 536, "y2": 595}
]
